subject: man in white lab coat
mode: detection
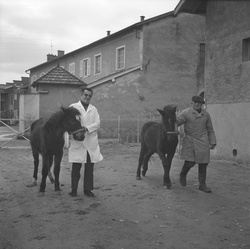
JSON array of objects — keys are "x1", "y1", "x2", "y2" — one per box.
[{"x1": 68, "y1": 87, "x2": 103, "y2": 197}]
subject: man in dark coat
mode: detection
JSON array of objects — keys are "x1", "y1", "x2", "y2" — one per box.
[{"x1": 176, "y1": 96, "x2": 216, "y2": 193}]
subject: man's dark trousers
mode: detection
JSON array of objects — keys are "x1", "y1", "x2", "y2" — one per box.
[{"x1": 71, "y1": 152, "x2": 94, "y2": 191}]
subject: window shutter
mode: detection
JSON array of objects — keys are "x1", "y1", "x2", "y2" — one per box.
[
  {"x1": 80, "y1": 60, "x2": 83, "y2": 77},
  {"x1": 87, "y1": 58, "x2": 91, "y2": 76}
]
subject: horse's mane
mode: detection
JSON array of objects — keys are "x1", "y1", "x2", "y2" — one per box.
[
  {"x1": 44, "y1": 109, "x2": 64, "y2": 131},
  {"x1": 163, "y1": 104, "x2": 177, "y2": 113},
  {"x1": 44, "y1": 107, "x2": 80, "y2": 131}
]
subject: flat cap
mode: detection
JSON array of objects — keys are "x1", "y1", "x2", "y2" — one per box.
[{"x1": 191, "y1": 96, "x2": 205, "y2": 104}]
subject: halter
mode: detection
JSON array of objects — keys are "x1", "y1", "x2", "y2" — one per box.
[
  {"x1": 69, "y1": 128, "x2": 87, "y2": 135},
  {"x1": 162, "y1": 123, "x2": 179, "y2": 135}
]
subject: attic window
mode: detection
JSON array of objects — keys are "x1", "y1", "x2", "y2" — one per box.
[
  {"x1": 80, "y1": 58, "x2": 91, "y2": 78},
  {"x1": 242, "y1": 38, "x2": 250, "y2": 62},
  {"x1": 69, "y1": 62, "x2": 75, "y2": 75},
  {"x1": 199, "y1": 43, "x2": 205, "y2": 68},
  {"x1": 94, "y1": 54, "x2": 101, "y2": 75},
  {"x1": 116, "y1": 46, "x2": 125, "y2": 70},
  {"x1": 31, "y1": 75, "x2": 37, "y2": 84}
]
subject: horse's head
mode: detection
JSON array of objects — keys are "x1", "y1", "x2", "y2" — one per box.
[
  {"x1": 71, "y1": 127, "x2": 87, "y2": 141},
  {"x1": 61, "y1": 107, "x2": 84, "y2": 135},
  {"x1": 157, "y1": 105, "x2": 178, "y2": 135}
]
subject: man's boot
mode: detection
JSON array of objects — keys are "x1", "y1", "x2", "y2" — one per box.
[
  {"x1": 69, "y1": 163, "x2": 81, "y2": 197},
  {"x1": 84, "y1": 153, "x2": 95, "y2": 197},
  {"x1": 69, "y1": 188, "x2": 77, "y2": 197},
  {"x1": 198, "y1": 164, "x2": 211, "y2": 193},
  {"x1": 179, "y1": 161, "x2": 194, "y2": 186}
]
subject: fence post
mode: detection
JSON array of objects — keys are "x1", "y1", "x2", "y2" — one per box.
[
  {"x1": 137, "y1": 114, "x2": 140, "y2": 143},
  {"x1": 118, "y1": 115, "x2": 120, "y2": 141}
]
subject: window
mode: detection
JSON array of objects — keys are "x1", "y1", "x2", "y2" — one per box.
[
  {"x1": 94, "y1": 54, "x2": 101, "y2": 75},
  {"x1": 199, "y1": 43, "x2": 205, "y2": 68},
  {"x1": 116, "y1": 46, "x2": 125, "y2": 70},
  {"x1": 242, "y1": 38, "x2": 250, "y2": 62},
  {"x1": 31, "y1": 75, "x2": 37, "y2": 83},
  {"x1": 199, "y1": 43, "x2": 205, "y2": 77},
  {"x1": 10, "y1": 94, "x2": 14, "y2": 106},
  {"x1": 69, "y1": 62, "x2": 75, "y2": 75},
  {"x1": 80, "y1": 58, "x2": 91, "y2": 78}
]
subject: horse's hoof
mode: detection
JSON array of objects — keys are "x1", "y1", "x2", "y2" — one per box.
[
  {"x1": 165, "y1": 184, "x2": 172, "y2": 189},
  {"x1": 55, "y1": 188, "x2": 61, "y2": 192},
  {"x1": 136, "y1": 176, "x2": 141, "y2": 180},
  {"x1": 38, "y1": 191, "x2": 45, "y2": 197},
  {"x1": 142, "y1": 171, "x2": 147, "y2": 177},
  {"x1": 27, "y1": 182, "x2": 37, "y2": 187}
]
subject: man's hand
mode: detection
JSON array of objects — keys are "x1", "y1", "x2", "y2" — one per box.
[
  {"x1": 83, "y1": 126, "x2": 88, "y2": 132},
  {"x1": 210, "y1": 144, "x2": 216, "y2": 150}
]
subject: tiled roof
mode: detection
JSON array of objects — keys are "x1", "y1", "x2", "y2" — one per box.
[
  {"x1": 32, "y1": 65, "x2": 86, "y2": 87},
  {"x1": 0, "y1": 84, "x2": 8, "y2": 90}
]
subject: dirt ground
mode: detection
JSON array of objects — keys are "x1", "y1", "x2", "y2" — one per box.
[{"x1": 0, "y1": 136, "x2": 250, "y2": 249}]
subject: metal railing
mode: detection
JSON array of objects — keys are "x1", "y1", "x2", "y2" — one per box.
[
  {"x1": 0, "y1": 119, "x2": 31, "y2": 148},
  {"x1": 0, "y1": 116, "x2": 183, "y2": 152}
]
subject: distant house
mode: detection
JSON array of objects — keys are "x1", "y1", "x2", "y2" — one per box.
[
  {"x1": 30, "y1": 65, "x2": 86, "y2": 118},
  {"x1": 26, "y1": 11, "x2": 205, "y2": 119},
  {"x1": 18, "y1": 65, "x2": 86, "y2": 133},
  {"x1": 0, "y1": 84, "x2": 8, "y2": 120},
  {"x1": 175, "y1": 0, "x2": 250, "y2": 162},
  {"x1": 0, "y1": 77, "x2": 29, "y2": 124}
]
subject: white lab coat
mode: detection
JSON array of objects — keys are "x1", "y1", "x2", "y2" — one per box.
[{"x1": 68, "y1": 101, "x2": 103, "y2": 163}]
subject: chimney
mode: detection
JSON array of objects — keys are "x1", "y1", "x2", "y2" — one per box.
[
  {"x1": 140, "y1": 16, "x2": 145, "y2": 22},
  {"x1": 57, "y1": 50, "x2": 65, "y2": 57},
  {"x1": 107, "y1": 30, "x2": 111, "y2": 36},
  {"x1": 47, "y1": 54, "x2": 57, "y2": 62}
]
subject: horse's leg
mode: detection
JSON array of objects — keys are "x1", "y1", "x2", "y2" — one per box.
[
  {"x1": 53, "y1": 151, "x2": 63, "y2": 191},
  {"x1": 160, "y1": 152, "x2": 175, "y2": 189},
  {"x1": 136, "y1": 144, "x2": 147, "y2": 180},
  {"x1": 39, "y1": 155, "x2": 49, "y2": 192},
  {"x1": 27, "y1": 149, "x2": 39, "y2": 187},
  {"x1": 142, "y1": 150, "x2": 154, "y2": 177},
  {"x1": 48, "y1": 156, "x2": 55, "y2": 183}
]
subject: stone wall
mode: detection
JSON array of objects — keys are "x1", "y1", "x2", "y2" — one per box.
[{"x1": 205, "y1": 1, "x2": 250, "y2": 103}]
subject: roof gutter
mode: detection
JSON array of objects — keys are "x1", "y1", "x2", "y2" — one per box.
[
  {"x1": 26, "y1": 11, "x2": 174, "y2": 72},
  {"x1": 88, "y1": 65, "x2": 142, "y2": 88},
  {"x1": 174, "y1": 0, "x2": 186, "y2": 16}
]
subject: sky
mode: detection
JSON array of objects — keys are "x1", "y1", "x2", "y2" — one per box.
[{"x1": 0, "y1": 0, "x2": 180, "y2": 84}]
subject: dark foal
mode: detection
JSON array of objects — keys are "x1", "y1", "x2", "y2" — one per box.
[
  {"x1": 136, "y1": 105, "x2": 179, "y2": 189},
  {"x1": 29, "y1": 107, "x2": 85, "y2": 193}
]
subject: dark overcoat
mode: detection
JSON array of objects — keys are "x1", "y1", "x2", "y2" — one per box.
[{"x1": 176, "y1": 107, "x2": 216, "y2": 164}]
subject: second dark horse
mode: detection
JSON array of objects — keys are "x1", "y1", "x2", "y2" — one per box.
[
  {"x1": 29, "y1": 107, "x2": 85, "y2": 193},
  {"x1": 136, "y1": 105, "x2": 179, "y2": 189}
]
